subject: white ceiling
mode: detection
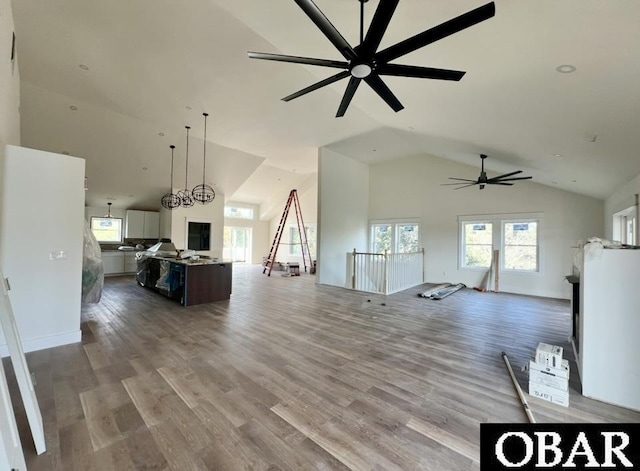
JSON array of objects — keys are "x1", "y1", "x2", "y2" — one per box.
[{"x1": 11, "y1": 0, "x2": 640, "y2": 214}]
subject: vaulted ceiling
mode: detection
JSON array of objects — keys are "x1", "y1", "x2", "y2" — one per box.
[{"x1": 11, "y1": 0, "x2": 640, "y2": 214}]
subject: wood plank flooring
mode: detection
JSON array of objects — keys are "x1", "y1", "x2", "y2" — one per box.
[{"x1": 5, "y1": 265, "x2": 640, "y2": 470}]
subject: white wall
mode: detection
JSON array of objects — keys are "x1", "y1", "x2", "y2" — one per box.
[
  {"x1": 369, "y1": 154, "x2": 603, "y2": 299},
  {"x1": 0, "y1": 0, "x2": 21, "y2": 237},
  {"x1": 604, "y1": 173, "x2": 640, "y2": 240},
  {"x1": 1, "y1": 146, "x2": 85, "y2": 355},
  {"x1": 224, "y1": 201, "x2": 270, "y2": 265},
  {"x1": 169, "y1": 193, "x2": 225, "y2": 259},
  {"x1": 267, "y1": 178, "x2": 318, "y2": 265},
  {"x1": 317, "y1": 148, "x2": 369, "y2": 287}
]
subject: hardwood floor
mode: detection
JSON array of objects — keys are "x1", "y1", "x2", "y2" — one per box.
[{"x1": 6, "y1": 265, "x2": 640, "y2": 470}]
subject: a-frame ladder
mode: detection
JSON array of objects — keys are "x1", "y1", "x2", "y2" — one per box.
[{"x1": 263, "y1": 189, "x2": 313, "y2": 276}]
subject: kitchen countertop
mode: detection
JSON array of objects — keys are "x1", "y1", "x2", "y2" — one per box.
[{"x1": 145, "y1": 255, "x2": 231, "y2": 266}]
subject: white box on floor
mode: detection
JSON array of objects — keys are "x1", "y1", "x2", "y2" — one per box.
[
  {"x1": 529, "y1": 358, "x2": 570, "y2": 380},
  {"x1": 535, "y1": 343, "x2": 563, "y2": 368},
  {"x1": 529, "y1": 367, "x2": 569, "y2": 391},
  {"x1": 529, "y1": 381, "x2": 569, "y2": 407}
]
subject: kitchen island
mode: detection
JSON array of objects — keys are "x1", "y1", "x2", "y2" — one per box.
[{"x1": 137, "y1": 255, "x2": 232, "y2": 306}]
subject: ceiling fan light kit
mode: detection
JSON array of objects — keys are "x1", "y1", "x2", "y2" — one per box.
[
  {"x1": 248, "y1": 0, "x2": 495, "y2": 117},
  {"x1": 442, "y1": 154, "x2": 533, "y2": 190}
]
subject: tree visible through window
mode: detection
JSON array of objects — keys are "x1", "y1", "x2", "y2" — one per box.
[
  {"x1": 503, "y1": 222, "x2": 537, "y2": 270},
  {"x1": 463, "y1": 223, "x2": 493, "y2": 267},
  {"x1": 289, "y1": 226, "x2": 316, "y2": 257},
  {"x1": 370, "y1": 223, "x2": 420, "y2": 253}
]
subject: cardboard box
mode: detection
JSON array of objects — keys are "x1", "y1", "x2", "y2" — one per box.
[
  {"x1": 529, "y1": 367, "x2": 569, "y2": 391},
  {"x1": 535, "y1": 343, "x2": 563, "y2": 368},
  {"x1": 529, "y1": 381, "x2": 569, "y2": 407},
  {"x1": 529, "y1": 358, "x2": 570, "y2": 380}
]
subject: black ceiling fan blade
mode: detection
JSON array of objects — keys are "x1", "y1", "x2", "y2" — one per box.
[
  {"x1": 336, "y1": 77, "x2": 362, "y2": 118},
  {"x1": 360, "y1": 0, "x2": 400, "y2": 57},
  {"x1": 448, "y1": 177, "x2": 477, "y2": 182},
  {"x1": 486, "y1": 170, "x2": 522, "y2": 181},
  {"x1": 364, "y1": 74, "x2": 404, "y2": 112},
  {"x1": 294, "y1": 0, "x2": 357, "y2": 60},
  {"x1": 492, "y1": 176, "x2": 533, "y2": 182},
  {"x1": 376, "y1": 2, "x2": 496, "y2": 63},
  {"x1": 490, "y1": 182, "x2": 514, "y2": 186},
  {"x1": 378, "y1": 64, "x2": 466, "y2": 81},
  {"x1": 441, "y1": 182, "x2": 477, "y2": 186},
  {"x1": 248, "y1": 52, "x2": 348, "y2": 69},
  {"x1": 282, "y1": 70, "x2": 350, "y2": 102},
  {"x1": 453, "y1": 183, "x2": 478, "y2": 190}
]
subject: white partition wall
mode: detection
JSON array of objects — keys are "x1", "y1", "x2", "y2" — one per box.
[
  {"x1": 0, "y1": 145, "x2": 85, "y2": 355},
  {"x1": 579, "y1": 246, "x2": 640, "y2": 410}
]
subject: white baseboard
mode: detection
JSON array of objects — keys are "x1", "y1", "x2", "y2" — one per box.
[{"x1": 0, "y1": 330, "x2": 81, "y2": 358}]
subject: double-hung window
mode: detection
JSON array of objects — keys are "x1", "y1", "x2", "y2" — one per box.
[
  {"x1": 90, "y1": 217, "x2": 123, "y2": 243},
  {"x1": 370, "y1": 222, "x2": 420, "y2": 253},
  {"x1": 459, "y1": 213, "x2": 541, "y2": 272},
  {"x1": 289, "y1": 225, "x2": 316, "y2": 257}
]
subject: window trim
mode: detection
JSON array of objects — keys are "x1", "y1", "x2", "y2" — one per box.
[
  {"x1": 224, "y1": 205, "x2": 255, "y2": 220},
  {"x1": 288, "y1": 224, "x2": 316, "y2": 257},
  {"x1": 458, "y1": 212, "x2": 542, "y2": 274},
  {"x1": 90, "y1": 216, "x2": 124, "y2": 243}
]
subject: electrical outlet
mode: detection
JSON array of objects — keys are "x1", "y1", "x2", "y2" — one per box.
[
  {"x1": 49, "y1": 250, "x2": 67, "y2": 261},
  {"x1": 443, "y1": 271, "x2": 447, "y2": 277}
]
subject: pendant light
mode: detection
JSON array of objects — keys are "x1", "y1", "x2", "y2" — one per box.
[
  {"x1": 161, "y1": 145, "x2": 180, "y2": 210},
  {"x1": 192, "y1": 112, "x2": 215, "y2": 204},
  {"x1": 105, "y1": 202, "x2": 112, "y2": 218},
  {"x1": 177, "y1": 125, "x2": 195, "y2": 208}
]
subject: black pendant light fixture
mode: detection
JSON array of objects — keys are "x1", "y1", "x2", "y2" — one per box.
[
  {"x1": 105, "y1": 202, "x2": 112, "y2": 218},
  {"x1": 161, "y1": 145, "x2": 180, "y2": 210},
  {"x1": 177, "y1": 126, "x2": 195, "y2": 208},
  {"x1": 192, "y1": 112, "x2": 215, "y2": 205}
]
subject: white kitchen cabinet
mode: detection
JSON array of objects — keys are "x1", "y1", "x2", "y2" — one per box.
[
  {"x1": 102, "y1": 252, "x2": 124, "y2": 275},
  {"x1": 143, "y1": 211, "x2": 160, "y2": 239},
  {"x1": 126, "y1": 210, "x2": 159, "y2": 239},
  {"x1": 124, "y1": 253, "x2": 139, "y2": 274}
]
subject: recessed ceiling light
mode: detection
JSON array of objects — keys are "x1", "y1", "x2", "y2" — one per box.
[
  {"x1": 372, "y1": 149, "x2": 377, "y2": 152},
  {"x1": 556, "y1": 64, "x2": 576, "y2": 74},
  {"x1": 142, "y1": 167, "x2": 148, "y2": 171},
  {"x1": 572, "y1": 180, "x2": 577, "y2": 183},
  {"x1": 79, "y1": 64, "x2": 89, "y2": 70},
  {"x1": 553, "y1": 153, "x2": 563, "y2": 158},
  {"x1": 106, "y1": 197, "x2": 117, "y2": 201},
  {"x1": 186, "y1": 106, "x2": 192, "y2": 110},
  {"x1": 69, "y1": 105, "x2": 78, "y2": 111},
  {"x1": 158, "y1": 132, "x2": 165, "y2": 137},
  {"x1": 128, "y1": 194, "x2": 134, "y2": 197}
]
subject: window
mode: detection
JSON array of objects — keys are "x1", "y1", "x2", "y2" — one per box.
[
  {"x1": 459, "y1": 213, "x2": 541, "y2": 272},
  {"x1": 613, "y1": 207, "x2": 637, "y2": 245},
  {"x1": 370, "y1": 222, "x2": 420, "y2": 253},
  {"x1": 503, "y1": 222, "x2": 538, "y2": 270},
  {"x1": 224, "y1": 206, "x2": 254, "y2": 220},
  {"x1": 289, "y1": 226, "x2": 316, "y2": 257},
  {"x1": 90, "y1": 217, "x2": 123, "y2": 242},
  {"x1": 462, "y1": 222, "x2": 493, "y2": 268}
]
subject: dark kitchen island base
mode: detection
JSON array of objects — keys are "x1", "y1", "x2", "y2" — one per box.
[{"x1": 138, "y1": 257, "x2": 232, "y2": 306}]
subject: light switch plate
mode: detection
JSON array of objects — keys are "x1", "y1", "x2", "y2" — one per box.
[{"x1": 49, "y1": 250, "x2": 67, "y2": 261}]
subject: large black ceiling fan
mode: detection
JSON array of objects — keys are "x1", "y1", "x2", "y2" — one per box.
[
  {"x1": 443, "y1": 154, "x2": 533, "y2": 190},
  {"x1": 248, "y1": 0, "x2": 495, "y2": 117}
]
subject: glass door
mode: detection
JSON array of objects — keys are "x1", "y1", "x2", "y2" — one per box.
[{"x1": 223, "y1": 227, "x2": 252, "y2": 263}]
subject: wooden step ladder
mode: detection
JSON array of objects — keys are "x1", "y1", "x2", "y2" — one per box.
[{"x1": 263, "y1": 189, "x2": 313, "y2": 276}]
